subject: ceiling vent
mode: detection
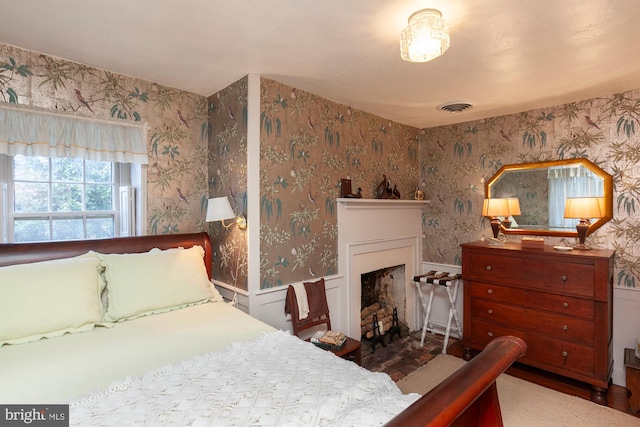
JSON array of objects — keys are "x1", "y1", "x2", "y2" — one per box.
[{"x1": 437, "y1": 101, "x2": 473, "y2": 113}]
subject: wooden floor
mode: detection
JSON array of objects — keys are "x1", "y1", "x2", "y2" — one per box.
[{"x1": 447, "y1": 341, "x2": 634, "y2": 416}]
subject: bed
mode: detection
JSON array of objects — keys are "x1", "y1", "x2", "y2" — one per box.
[{"x1": 0, "y1": 232, "x2": 526, "y2": 426}]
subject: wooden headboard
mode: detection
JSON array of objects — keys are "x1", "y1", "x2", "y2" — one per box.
[{"x1": 0, "y1": 232, "x2": 213, "y2": 277}]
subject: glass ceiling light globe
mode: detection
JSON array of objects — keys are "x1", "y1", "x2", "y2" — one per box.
[{"x1": 400, "y1": 8, "x2": 450, "y2": 63}]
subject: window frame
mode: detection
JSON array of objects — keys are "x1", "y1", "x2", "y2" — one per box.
[{"x1": 0, "y1": 154, "x2": 142, "y2": 243}]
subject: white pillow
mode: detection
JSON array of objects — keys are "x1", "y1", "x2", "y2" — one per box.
[
  {"x1": 0, "y1": 252, "x2": 105, "y2": 346},
  {"x1": 100, "y1": 245, "x2": 215, "y2": 322}
]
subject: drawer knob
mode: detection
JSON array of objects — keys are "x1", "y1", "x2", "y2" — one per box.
[
  {"x1": 562, "y1": 325, "x2": 568, "y2": 331},
  {"x1": 486, "y1": 265, "x2": 492, "y2": 271},
  {"x1": 488, "y1": 309, "x2": 493, "y2": 315},
  {"x1": 488, "y1": 332, "x2": 494, "y2": 337},
  {"x1": 562, "y1": 351, "x2": 568, "y2": 358},
  {"x1": 487, "y1": 289, "x2": 493, "y2": 294},
  {"x1": 562, "y1": 302, "x2": 569, "y2": 308},
  {"x1": 561, "y1": 275, "x2": 568, "y2": 282}
]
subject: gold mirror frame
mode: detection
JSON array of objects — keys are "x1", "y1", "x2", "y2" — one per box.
[{"x1": 485, "y1": 158, "x2": 613, "y2": 237}]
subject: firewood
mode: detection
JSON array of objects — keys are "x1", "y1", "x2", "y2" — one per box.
[
  {"x1": 361, "y1": 306, "x2": 392, "y2": 326},
  {"x1": 361, "y1": 314, "x2": 393, "y2": 334},
  {"x1": 360, "y1": 303, "x2": 381, "y2": 319}
]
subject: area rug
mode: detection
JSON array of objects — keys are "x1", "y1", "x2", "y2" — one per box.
[{"x1": 396, "y1": 354, "x2": 640, "y2": 427}]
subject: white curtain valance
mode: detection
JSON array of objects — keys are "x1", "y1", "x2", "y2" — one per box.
[
  {"x1": 547, "y1": 165, "x2": 595, "y2": 180},
  {"x1": 0, "y1": 104, "x2": 148, "y2": 164}
]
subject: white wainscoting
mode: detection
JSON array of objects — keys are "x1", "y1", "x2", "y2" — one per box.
[
  {"x1": 231, "y1": 275, "x2": 345, "y2": 336},
  {"x1": 612, "y1": 287, "x2": 640, "y2": 387}
]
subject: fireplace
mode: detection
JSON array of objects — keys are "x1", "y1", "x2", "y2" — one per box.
[
  {"x1": 337, "y1": 198, "x2": 427, "y2": 339},
  {"x1": 361, "y1": 265, "x2": 405, "y2": 316},
  {"x1": 360, "y1": 264, "x2": 406, "y2": 344}
]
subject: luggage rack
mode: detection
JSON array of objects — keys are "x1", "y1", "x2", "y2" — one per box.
[{"x1": 413, "y1": 271, "x2": 463, "y2": 354}]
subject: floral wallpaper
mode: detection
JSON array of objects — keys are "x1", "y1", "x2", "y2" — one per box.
[
  {"x1": 208, "y1": 77, "x2": 249, "y2": 289},
  {"x1": 421, "y1": 91, "x2": 640, "y2": 288},
  {"x1": 7, "y1": 41, "x2": 639, "y2": 292},
  {"x1": 0, "y1": 43, "x2": 209, "y2": 236},
  {"x1": 259, "y1": 78, "x2": 421, "y2": 288}
]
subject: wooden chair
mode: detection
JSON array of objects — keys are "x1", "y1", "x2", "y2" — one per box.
[{"x1": 286, "y1": 278, "x2": 362, "y2": 365}]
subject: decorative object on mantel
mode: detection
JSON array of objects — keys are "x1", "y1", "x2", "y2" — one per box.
[
  {"x1": 376, "y1": 175, "x2": 388, "y2": 198},
  {"x1": 340, "y1": 178, "x2": 362, "y2": 198},
  {"x1": 563, "y1": 197, "x2": 603, "y2": 250},
  {"x1": 375, "y1": 175, "x2": 401, "y2": 199},
  {"x1": 414, "y1": 188, "x2": 425, "y2": 200},
  {"x1": 392, "y1": 185, "x2": 401, "y2": 199}
]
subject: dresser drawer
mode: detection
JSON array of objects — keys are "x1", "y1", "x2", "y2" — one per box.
[
  {"x1": 469, "y1": 319, "x2": 594, "y2": 375},
  {"x1": 468, "y1": 318, "x2": 524, "y2": 347},
  {"x1": 524, "y1": 333, "x2": 595, "y2": 375},
  {"x1": 471, "y1": 299, "x2": 595, "y2": 345},
  {"x1": 471, "y1": 299, "x2": 524, "y2": 325},
  {"x1": 469, "y1": 281, "x2": 525, "y2": 304},
  {"x1": 470, "y1": 281, "x2": 595, "y2": 319},
  {"x1": 526, "y1": 290, "x2": 595, "y2": 319},
  {"x1": 464, "y1": 253, "x2": 594, "y2": 297}
]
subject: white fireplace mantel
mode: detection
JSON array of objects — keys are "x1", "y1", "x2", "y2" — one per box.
[
  {"x1": 337, "y1": 198, "x2": 429, "y2": 209},
  {"x1": 337, "y1": 198, "x2": 428, "y2": 244},
  {"x1": 337, "y1": 198, "x2": 428, "y2": 338}
]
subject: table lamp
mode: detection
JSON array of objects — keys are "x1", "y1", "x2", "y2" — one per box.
[
  {"x1": 563, "y1": 197, "x2": 602, "y2": 250},
  {"x1": 502, "y1": 197, "x2": 521, "y2": 229},
  {"x1": 482, "y1": 198, "x2": 511, "y2": 239}
]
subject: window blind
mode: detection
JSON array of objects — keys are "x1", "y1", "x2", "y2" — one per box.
[{"x1": 0, "y1": 104, "x2": 148, "y2": 164}]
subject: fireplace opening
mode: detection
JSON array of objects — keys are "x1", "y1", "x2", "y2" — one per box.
[{"x1": 360, "y1": 264, "x2": 408, "y2": 350}]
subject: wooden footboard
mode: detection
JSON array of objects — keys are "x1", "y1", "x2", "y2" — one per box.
[
  {"x1": 384, "y1": 336, "x2": 527, "y2": 427},
  {"x1": 0, "y1": 232, "x2": 213, "y2": 277}
]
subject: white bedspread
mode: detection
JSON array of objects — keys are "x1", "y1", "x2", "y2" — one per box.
[
  {"x1": 70, "y1": 330, "x2": 419, "y2": 426},
  {"x1": 0, "y1": 302, "x2": 275, "y2": 403}
]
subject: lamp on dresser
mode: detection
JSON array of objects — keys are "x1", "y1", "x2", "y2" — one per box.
[
  {"x1": 482, "y1": 198, "x2": 511, "y2": 239},
  {"x1": 563, "y1": 197, "x2": 602, "y2": 250},
  {"x1": 502, "y1": 197, "x2": 521, "y2": 229}
]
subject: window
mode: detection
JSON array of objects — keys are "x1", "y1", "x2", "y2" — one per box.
[
  {"x1": 0, "y1": 105, "x2": 148, "y2": 243},
  {"x1": 548, "y1": 166, "x2": 604, "y2": 228},
  {"x1": 1, "y1": 155, "x2": 139, "y2": 243}
]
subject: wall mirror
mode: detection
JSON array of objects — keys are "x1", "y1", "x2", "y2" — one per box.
[{"x1": 485, "y1": 158, "x2": 613, "y2": 237}]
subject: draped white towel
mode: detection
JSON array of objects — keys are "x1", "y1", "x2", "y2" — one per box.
[{"x1": 292, "y1": 282, "x2": 310, "y2": 320}]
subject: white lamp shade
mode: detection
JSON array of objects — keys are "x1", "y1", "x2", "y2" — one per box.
[
  {"x1": 598, "y1": 197, "x2": 606, "y2": 216},
  {"x1": 564, "y1": 197, "x2": 602, "y2": 219},
  {"x1": 482, "y1": 198, "x2": 510, "y2": 217},
  {"x1": 206, "y1": 197, "x2": 236, "y2": 222},
  {"x1": 506, "y1": 197, "x2": 521, "y2": 216}
]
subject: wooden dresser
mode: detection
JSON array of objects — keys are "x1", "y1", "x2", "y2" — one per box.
[{"x1": 461, "y1": 240, "x2": 615, "y2": 405}]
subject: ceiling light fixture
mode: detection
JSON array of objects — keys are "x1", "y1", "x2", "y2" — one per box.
[{"x1": 400, "y1": 8, "x2": 450, "y2": 63}]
